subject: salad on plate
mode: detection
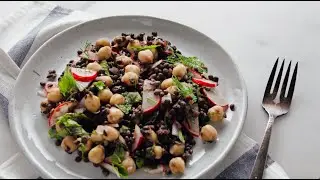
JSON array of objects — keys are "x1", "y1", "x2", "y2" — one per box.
[{"x1": 38, "y1": 32, "x2": 234, "y2": 178}]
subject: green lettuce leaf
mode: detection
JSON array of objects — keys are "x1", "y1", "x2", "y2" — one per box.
[{"x1": 58, "y1": 67, "x2": 78, "y2": 97}]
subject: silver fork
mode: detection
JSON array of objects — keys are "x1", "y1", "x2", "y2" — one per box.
[{"x1": 250, "y1": 58, "x2": 298, "y2": 179}]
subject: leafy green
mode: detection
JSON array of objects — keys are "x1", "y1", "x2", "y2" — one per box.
[
  {"x1": 58, "y1": 67, "x2": 78, "y2": 97},
  {"x1": 78, "y1": 143, "x2": 86, "y2": 158},
  {"x1": 122, "y1": 92, "x2": 142, "y2": 104},
  {"x1": 132, "y1": 45, "x2": 159, "y2": 51},
  {"x1": 109, "y1": 144, "x2": 128, "y2": 178},
  {"x1": 119, "y1": 125, "x2": 129, "y2": 134},
  {"x1": 116, "y1": 104, "x2": 132, "y2": 114},
  {"x1": 172, "y1": 76, "x2": 197, "y2": 102},
  {"x1": 48, "y1": 127, "x2": 68, "y2": 140},
  {"x1": 167, "y1": 53, "x2": 207, "y2": 73},
  {"x1": 112, "y1": 163, "x2": 128, "y2": 178},
  {"x1": 178, "y1": 130, "x2": 185, "y2": 143},
  {"x1": 93, "y1": 81, "x2": 106, "y2": 91},
  {"x1": 100, "y1": 60, "x2": 110, "y2": 75},
  {"x1": 135, "y1": 157, "x2": 144, "y2": 169},
  {"x1": 54, "y1": 113, "x2": 89, "y2": 137}
]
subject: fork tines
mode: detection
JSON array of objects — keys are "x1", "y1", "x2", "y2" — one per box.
[{"x1": 263, "y1": 58, "x2": 298, "y2": 104}]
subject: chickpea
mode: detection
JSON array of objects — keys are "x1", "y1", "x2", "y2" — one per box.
[
  {"x1": 169, "y1": 157, "x2": 185, "y2": 174},
  {"x1": 84, "y1": 92, "x2": 101, "y2": 112},
  {"x1": 146, "y1": 129, "x2": 158, "y2": 143},
  {"x1": 127, "y1": 39, "x2": 141, "y2": 53},
  {"x1": 138, "y1": 49, "x2": 154, "y2": 64},
  {"x1": 201, "y1": 125, "x2": 218, "y2": 142},
  {"x1": 97, "y1": 46, "x2": 112, "y2": 60},
  {"x1": 172, "y1": 63, "x2": 187, "y2": 79},
  {"x1": 125, "y1": 64, "x2": 140, "y2": 75},
  {"x1": 121, "y1": 72, "x2": 139, "y2": 86},
  {"x1": 102, "y1": 125, "x2": 120, "y2": 141},
  {"x1": 47, "y1": 88, "x2": 62, "y2": 103},
  {"x1": 96, "y1": 76, "x2": 113, "y2": 87},
  {"x1": 109, "y1": 94, "x2": 125, "y2": 105},
  {"x1": 122, "y1": 157, "x2": 136, "y2": 174},
  {"x1": 160, "y1": 78, "x2": 174, "y2": 90},
  {"x1": 95, "y1": 38, "x2": 111, "y2": 47},
  {"x1": 88, "y1": 145, "x2": 105, "y2": 164},
  {"x1": 116, "y1": 55, "x2": 132, "y2": 67},
  {"x1": 40, "y1": 99, "x2": 49, "y2": 113},
  {"x1": 87, "y1": 62, "x2": 102, "y2": 72},
  {"x1": 61, "y1": 136, "x2": 78, "y2": 153},
  {"x1": 165, "y1": 86, "x2": 178, "y2": 95},
  {"x1": 208, "y1": 105, "x2": 224, "y2": 122},
  {"x1": 107, "y1": 107, "x2": 124, "y2": 124},
  {"x1": 169, "y1": 143, "x2": 185, "y2": 156},
  {"x1": 85, "y1": 139, "x2": 94, "y2": 152},
  {"x1": 98, "y1": 89, "x2": 113, "y2": 103},
  {"x1": 153, "y1": 146, "x2": 164, "y2": 159}
]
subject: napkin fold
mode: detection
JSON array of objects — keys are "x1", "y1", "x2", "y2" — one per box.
[{"x1": 0, "y1": 1, "x2": 289, "y2": 179}]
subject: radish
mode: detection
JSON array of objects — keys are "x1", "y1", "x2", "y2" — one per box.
[
  {"x1": 172, "y1": 123, "x2": 179, "y2": 136},
  {"x1": 143, "y1": 79, "x2": 156, "y2": 91},
  {"x1": 201, "y1": 89, "x2": 229, "y2": 111},
  {"x1": 142, "y1": 91, "x2": 161, "y2": 114},
  {"x1": 132, "y1": 124, "x2": 144, "y2": 151},
  {"x1": 192, "y1": 78, "x2": 217, "y2": 88},
  {"x1": 151, "y1": 60, "x2": 163, "y2": 69},
  {"x1": 75, "y1": 81, "x2": 92, "y2": 91},
  {"x1": 189, "y1": 69, "x2": 202, "y2": 79},
  {"x1": 79, "y1": 51, "x2": 99, "y2": 61},
  {"x1": 71, "y1": 67, "x2": 97, "y2": 82},
  {"x1": 48, "y1": 101, "x2": 77, "y2": 127},
  {"x1": 183, "y1": 103, "x2": 200, "y2": 137}
]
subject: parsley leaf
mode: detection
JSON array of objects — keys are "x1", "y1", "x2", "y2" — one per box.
[
  {"x1": 178, "y1": 130, "x2": 185, "y2": 143},
  {"x1": 99, "y1": 60, "x2": 110, "y2": 75},
  {"x1": 116, "y1": 104, "x2": 132, "y2": 114},
  {"x1": 122, "y1": 92, "x2": 142, "y2": 104},
  {"x1": 54, "y1": 113, "x2": 89, "y2": 137},
  {"x1": 48, "y1": 127, "x2": 68, "y2": 140},
  {"x1": 172, "y1": 76, "x2": 197, "y2": 102},
  {"x1": 58, "y1": 67, "x2": 78, "y2": 97},
  {"x1": 132, "y1": 45, "x2": 159, "y2": 51},
  {"x1": 93, "y1": 81, "x2": 106, "y2": 91},
  {"x1": 112, "y1": 163, "x2": 128, "y2": 178},
  {"x1": 167, "y1": 53, "x2": 207, "y2": 74},
  {"x1": 135, "y1": 157, "x2": 144, "y2": 169},
  {"x1": 109, "y1": 144, "x2": 128, "y2": 178}
]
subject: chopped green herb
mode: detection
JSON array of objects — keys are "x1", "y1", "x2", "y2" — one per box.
[
  {"x1": 78, "y1": 143, "x2": 86, "y2": 158},
  {"x1": 58, "y1": 67, "x2": 78, "y2": 97},
  {"x1": 132, "y1": 45, "x2": 159, "y2": 51},
  {"x1": 135, "y1": 157, "x2": 144, "y2": 169},
  {"x1": 116, "y1": 104, "x2": 132, "y2": 114},
  {"x1": 109, "y1": 144, "x2": 128, "y2": 178},
  {"x1": 100, "y1": 60, "x2": 110, "y2": 75},
  {"x1": 119, "y1": 125, "x2": 130, "y2": 134},
  {"x1": 178, "y1": 130, "x2": 185, "y2": 143},
  {"x1": 112, "y1": 163, "x2": 128, "y2": 178},
  {"x1": 93, "y1": 81, "x2": 106, "y2": 91},
  {"x1": 53, "y1": 113, "x2": 89, "y2": 137},
  {"x1": 167, "y1": 53, "x2": 207, "y2": 74},
  {"x1": 147, "y1": 97, "x2": 157, "y2": 105},
  {"x1": 172, "y1": 76, "x2": 197, "y2": 102},
  {"x1": 123, "y1": 92, "x2": 142, "y2": 104},
  {"x1": 48, "y1": 127, "x2": 68, "y2": 140}
]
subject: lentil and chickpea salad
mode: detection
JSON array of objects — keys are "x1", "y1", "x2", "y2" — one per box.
[{"x1": 39, "y1": 32, "x2": 235, "y2": 178}]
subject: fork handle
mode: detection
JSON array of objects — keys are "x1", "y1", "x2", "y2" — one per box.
[{"x1": 250, "y1": 116, "x2": 275, "y2": 179}]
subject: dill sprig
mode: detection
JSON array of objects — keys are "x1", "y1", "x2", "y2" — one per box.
[
  {"x1": 79, "y1": 40, "x2": 91, "y2": 59},
  {"x1": 99, "y1": 60, "x2": 110, "y2": 75},
  {"x1": 132, "y1": 45, "x2": 159, "y2": 51},
  {"x1": 167, "y1": 53, "x2": 207, "y2": 74},
  {"x1": 172, "y1": 76, "x2": 197, "y2": 102}
]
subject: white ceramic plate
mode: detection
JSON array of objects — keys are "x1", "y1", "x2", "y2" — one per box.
[{"x1": 9, "y1": 16, "x2": 247, "y2": 179}]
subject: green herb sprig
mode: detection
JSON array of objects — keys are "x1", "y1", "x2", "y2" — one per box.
[
  {"x1": 172, "y1": 76, "x2": 197, "y2": 102},
  {"x1": 167, "y1": 53, "x2": 207, "y2": 74},
  {"x1": 132, "y1": 45, "x2": 159, "y2": 52}
]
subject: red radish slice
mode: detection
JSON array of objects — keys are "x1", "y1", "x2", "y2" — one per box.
[
  {"x1": 151, "y1": 60, "x2": 163, "y2": 69},
  {"x1": 48, "y1": 101, "x2": 77, "y2": 127},
  {"x1": 185, "y1": 103, "x2": 200, "y2": 137},
  {"x1": 182, "y1": 121, "x2": 199, "y2": 137},
  {"x1": 79, "y1": 51, "x2": 99, "y2": 61},
  {"x1": 192, "y1": 78, "x2": 217, "y2": 88},
  {"x1": 71, "y1": 67, "x2": 97, "y2": 82},
  {"x1": 142, "y1": 91, "x2": 161, "y2": 114},
  {"x1": 75, "y1": 81, "x2": 91, "y2": 91},
  {"x1": 143, "y1": 79, "x2": 156, "y2": 91},
  {"x1": 201, "y1": 89, "x2": 229, "y2": 111},
  {"x1": 132, "y1": 124, "x2": 144, "y2": 151},
  {"x1": 189, "y1": 69, "x2": 202, "y2": 79},
  {"x1": 44, "y1": 82, "x2": 58, "y2": 94}
]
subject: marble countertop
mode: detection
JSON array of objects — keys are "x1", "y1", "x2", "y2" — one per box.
[{"x1": 1, "y1": 1, "x2": 320, "y2": 178}]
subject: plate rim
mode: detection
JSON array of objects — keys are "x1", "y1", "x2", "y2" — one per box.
[{"x1": 9, "y1": 15, "x2": 248, "y2": 179}]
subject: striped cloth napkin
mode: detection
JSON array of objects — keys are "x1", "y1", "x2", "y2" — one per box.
[{"x1": 0, "y1": 1, "x2": 289, "y2": 179}]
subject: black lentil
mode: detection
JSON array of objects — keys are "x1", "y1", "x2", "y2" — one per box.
[
  {"x1": 230, "y1": 104, "x2": 235, "y2": 111},
  {"x1": 152, "y1": 32, "x2": 158, "y2": 37}
]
